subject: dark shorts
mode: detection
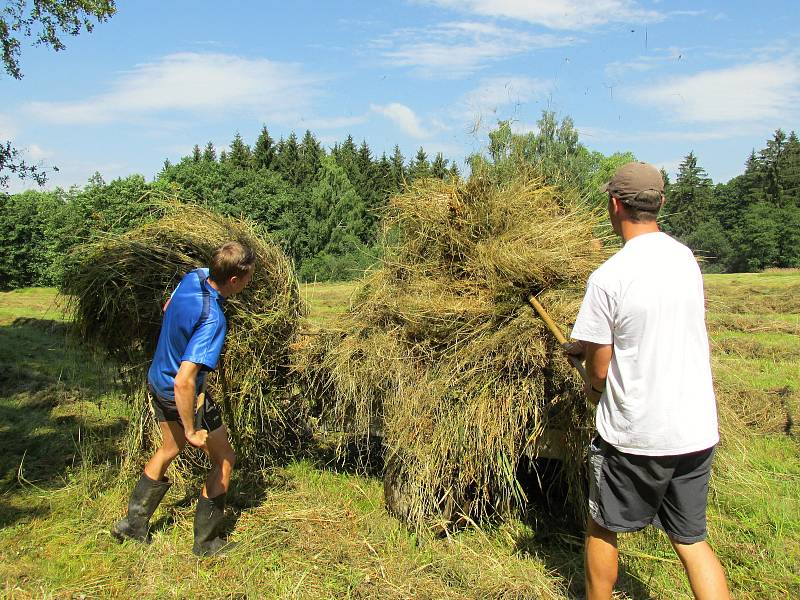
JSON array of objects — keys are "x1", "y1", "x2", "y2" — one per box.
[
  {"x1": 148, "y1": 386, "x2": 223, "y2": 433},
  {"x1": 588, "y1": 434, "x2": 715, "y2": 544}
]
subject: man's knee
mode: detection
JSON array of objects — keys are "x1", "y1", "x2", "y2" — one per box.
[
  {"x1": 158, "y1": 442, "x2": 183, "y2": 462},
  {"x1": 212, "y1": 444, "x2": 235, "y2": 471},
  {"x1": 669, "y1": 537, "x2": 708, "y2": 563},
  {"x1": 224, "y1": 448, "x2": 236, "y2": 470},
  {"x1": 587, "y1": 516, "x2": 617, "y2": 545}
]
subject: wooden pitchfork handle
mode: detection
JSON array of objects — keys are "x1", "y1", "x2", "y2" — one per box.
[{"x1": 526, "y1": 295, "x2": 590, "y2": 386}]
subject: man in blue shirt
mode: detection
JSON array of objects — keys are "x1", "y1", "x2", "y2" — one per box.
[{"x1": 112, "y1": 241, "x2": 255, "y2": 557}]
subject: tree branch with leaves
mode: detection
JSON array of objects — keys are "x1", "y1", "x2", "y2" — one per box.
[{"x1": 1, "y1": 0, "x2": 115, "y2": 187}]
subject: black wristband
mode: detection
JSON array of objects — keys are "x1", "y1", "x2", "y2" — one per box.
[{"x1": 591, "y1": 385, "x2": 604, "y2": 394}]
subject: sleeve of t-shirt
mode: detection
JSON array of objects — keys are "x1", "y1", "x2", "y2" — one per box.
[
  {"x1": 181, "y1": 316, "x2": 227, "y2": 370},
  {"x1": 570, "y1": 280, "x2": 615, "y2": 344}
]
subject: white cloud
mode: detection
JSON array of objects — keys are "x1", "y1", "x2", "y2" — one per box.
[
  {"x1": 0, "y1": 114, "x2": 17, "y2": 140},
  {"x1": 376, "y1": 21, "x2": 574, "y2": 78},
  {"x1": 460, "y1": 76, "x2": 553, "y2": 118},
  {"x1": 24, "y1": 144, "x2": 54, "y2": 161},
  {"x1": 654, "y1": 157, "x2": 683, "y2": 178},
  {"x1": 605, "y1": 59, "x2": 657, "y2": 81},
  {"x1": 669, "y1": 10, "x2": 706, "y2": 17},
  {"x1": 429, "y1": 117, "x2": 452, "y2": 133},
  {"x1": 23, "y1": 52, "x2": 323, "y2": 125},
  {"x1": 298, "y1": 114, "x2": 369, "y2": 130},
  {"x1": 628, "y1": 60, "x2": 800, "y2": 124},
  {"x1": 371, "y1": 103, "x2": 429, "y2": 139},
  {"x1": 604, "y1": 47, "x2": 685, "y2": 80},
  {"x1": 416, "y1": 1, "x2": 664, "y2": 30},
  {"x1": 576, "y1": 124, "x2": 756, "y2": 143}
]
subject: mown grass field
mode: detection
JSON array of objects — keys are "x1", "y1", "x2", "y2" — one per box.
[{"x1": 0, "y1": 274, "x2": 798, "y2": 599}]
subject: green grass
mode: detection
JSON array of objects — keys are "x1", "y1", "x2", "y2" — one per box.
[
  {"x1": 301, "y1": 281, "x2": 359, "y2": 327},
  {"x1": 0, "y1": 287, "x2": 64, "y2": 325},
  {"x1": 1, "y1": 276, "x2": 799, "y2": 598}
]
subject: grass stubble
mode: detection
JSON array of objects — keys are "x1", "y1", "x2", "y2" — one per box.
[{"x1": 0, "y1": 248, "x2": 798, "y2": 595}]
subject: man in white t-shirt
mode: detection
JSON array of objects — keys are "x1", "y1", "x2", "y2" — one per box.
[{"x1": 566, "y1": 162, "x2": 729, "y2": 599}]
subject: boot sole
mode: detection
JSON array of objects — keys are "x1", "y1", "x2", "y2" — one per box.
[
  {"x1": 193, "y1": 540, "x2": 236, "y2": 557},
  {"x1": 111, "y1": 526, "x2": 149, "y2": 544}
]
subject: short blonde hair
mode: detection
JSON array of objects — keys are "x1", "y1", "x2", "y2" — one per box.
[{"x1": 209, "y1": 241, "x2": 255, "y2": 283}]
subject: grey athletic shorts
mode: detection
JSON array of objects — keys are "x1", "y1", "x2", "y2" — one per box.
[
  {"x1": 148, "y1": 385, "x2": 223, "y2": 433},
  {"x1": 588, "y1": 434, "x2": 715, "y2": 544}
]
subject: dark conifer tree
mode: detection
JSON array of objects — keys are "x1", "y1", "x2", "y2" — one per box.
[
  {"x1": 408, "y1": 147, "x2": 430, "y2": 180},
  {"x1": 376, "y1": 152, "x2": 393, "y2": 194},
  {"x1": 741, "y1": 151, "x2": 764, "y2": 198},
  {"x1": 781, "y1": 131, "x2": 800, "y2": 204},
  {"x1": 228, "y1": 133, "x2": 252, "y2": 170},
  {"x1": 448, "y1": 162, "x2": 460, "y2": 182},
  {"x1": 390, "y1": 145, "x2": 406, "y2": 191},
  {"x1": 202, "y1": 141, "x2": 217, "y2": 162},
  {"x1": 355, "y1": 140, "x2": 383, "y2": 233},
  {"x1": 276, "y1": 132, "x2": 301, "y2": 185},
  {"x1": 355, "y1": 141, "x2": 375, "y2": 195},
  {"x1": 191, "y1": 145, "x2": 202, "y2": 163},
  {"x1": 333, "y1": 135, "x2": 359, "y2": 186},
  {"x1": 298, "y1": 130, "x2": 323, "y2": 187},
  {"x1": 662, "y1": 152, "x2": 715, "y2": 256},
  {"x1": 431, "y1": 153, "x2": 448, "y2": 179},
  {"x1": 760, "y1": 129, "x2": 787, "y2": 206},
  {"x1": 252, "y1": 125, "x2": 277, "y2": 170}
]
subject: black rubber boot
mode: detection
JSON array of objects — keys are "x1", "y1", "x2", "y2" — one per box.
[
  {"x1": 111, "y1": 473, "x2": 171, "y2": 544},
  {"x1": 192, "y1": 493, "x2": 235, "y2": 557}
]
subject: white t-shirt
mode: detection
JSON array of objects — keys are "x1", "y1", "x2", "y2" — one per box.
[{"x1": 571, "y1": 232, "x2": 719, "y2": 456}]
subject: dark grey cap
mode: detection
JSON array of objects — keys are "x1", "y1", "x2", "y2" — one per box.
[{"x1": 602, "y1": 162, "x2": 664, "y2": 211}]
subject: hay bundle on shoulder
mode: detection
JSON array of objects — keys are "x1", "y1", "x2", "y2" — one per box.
[
  {"x1": 299, "y1": 173, "x2": 611, "y2": 531},
  {"x1": 62, "y1": 201, "x2": 307, "y2": 470}
]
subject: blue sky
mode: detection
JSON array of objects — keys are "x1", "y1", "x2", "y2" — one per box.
[{"x1": 3, "y1": 0, "x2": 799, "y2": 192}]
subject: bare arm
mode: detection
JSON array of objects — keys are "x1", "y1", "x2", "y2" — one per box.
[
  {"x1": 564, "y1": 340, "x2": 612, "y2": 405},
  {"x1": 174, "y1": 360, "x2": 208, "y2": 447},
  {"x1": 584, "y1": 342, "x2": 612, "y2": 405}
]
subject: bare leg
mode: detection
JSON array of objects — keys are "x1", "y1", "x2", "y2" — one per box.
[
  {"x1": 202, "y1": 425, "x2": 235, "y2": 498},
  {"x1": 670, "y1": 539, "x2": 730, "y2": 600},
  {"x1": 585, "y1": 516, "x2": 619, "y2": 600},
  {"x1": 143, "y1": 421, "x2": 186, "y2": 481}
]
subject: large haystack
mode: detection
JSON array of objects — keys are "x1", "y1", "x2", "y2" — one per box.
[
  {"x1": 300, "y1": 173, "x2": 611, "y2": 530},
  {"x1": 62, "y1": 201, "x2": 308, "y2": 468}
]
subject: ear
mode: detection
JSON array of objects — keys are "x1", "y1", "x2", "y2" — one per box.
[{"x1": 610, "y1": 196, "x2": 624, "y2": 216}]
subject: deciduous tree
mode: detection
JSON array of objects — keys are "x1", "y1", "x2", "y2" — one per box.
[{"x1": 1, "y1": 0, "x2": 116, "y2": 186}]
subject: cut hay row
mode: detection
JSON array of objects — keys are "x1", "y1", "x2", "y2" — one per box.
[
  {"x1": 298, "y1": 174, "x2": 613, "y2": 530},
  {"x1": 62, "y1": 200, "x2": 308, "y2": 469}
]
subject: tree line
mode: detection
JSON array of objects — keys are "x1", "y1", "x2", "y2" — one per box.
[
  {"x1": 2, "y1": 115, "x2": 798, "y2": 291},
  {"x1": 0, "y1": 126, "x2": 460, "y2": 288},
  {"x1": 661, "y1": 130, "x2": 800, "y2": 272}
]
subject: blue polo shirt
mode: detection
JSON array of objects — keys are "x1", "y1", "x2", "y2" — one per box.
[{"x1": 147, "y1": 268, "x2": 227, "y2": 401}]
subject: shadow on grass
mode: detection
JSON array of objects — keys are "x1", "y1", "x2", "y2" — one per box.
[
  {"x1": 515, "y1": 459, "x2": 659, "y2": 600},
  {"x1": 147, "y1": 468, "x2": 286, "y2": 539},
  {"x1": 0, "y1": 318, "x2": 128, "y2": 528}
]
